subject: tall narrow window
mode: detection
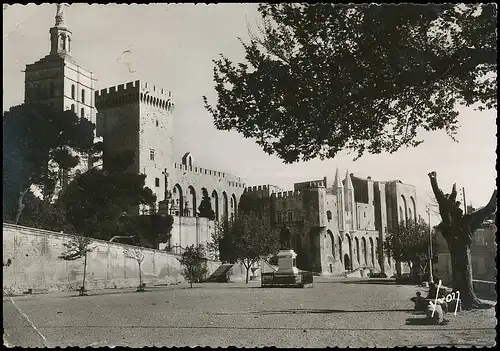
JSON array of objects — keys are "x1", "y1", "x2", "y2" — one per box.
[
  {"x1": 60, "y1": 34, "x2": 65, "y2": 50},
  {"x1": 150, "y1": 149, "x2": 155, "y2": 161},
  {"x1": 80, "y1": 108, "x2": 85, "y2": 119},
  {"x1": 68, "y1": 37, "x2": 71, "y2": 52},
  {"x1": 155, "y1": 178, "x2": 160, "y2": 187},
  {"x1": 81, "y1": 89, "x2": 85, "y2": 104},
  {"x1": 71, "y1": 85, "x2": 75, "y2": 99}
]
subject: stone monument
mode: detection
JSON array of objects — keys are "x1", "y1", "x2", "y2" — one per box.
[
  {"x1": 158, "y1": 169, "x2": 172, "y2": 215},
  {"x1": 276, "y1": 227, "x2": 299, "y2": 275},
  {"x1": 260, "y1": 226, "x2": 312, "y2": 288}
]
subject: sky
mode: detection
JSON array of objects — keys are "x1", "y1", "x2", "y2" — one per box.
[{"x1": 3, "y1": 4, "x2": 497, "y2": 222}]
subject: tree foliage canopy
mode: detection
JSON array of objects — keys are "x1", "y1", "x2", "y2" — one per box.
[
  {"x1": 12, "y1": 190, "x2": 74, "y2": 234},
  {"x1": 57, "y1": 151, "x2": 156, "y2": 239},
  {"x1": 59, "y1": 236, "x2": 94, "y2": 261},
  {"x1": 215, "y1": 212, "x2": 279, "y2": 282},
  {"x1": 385, "y1": 218, "x2": 439, "y2": 267},
  {"x1": 3, "y1": 103, "x2": 97, "y2": 219},
  {"x1": 204, "y1": 4, "x2": 497, "y2": 163},
  {"x1": 178, "y1": 244, "x2": 209, "y2": 288}
]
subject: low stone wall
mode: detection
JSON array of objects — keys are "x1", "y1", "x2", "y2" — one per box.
[
  {"x1": 2, "y1": 223, "x2": 220, "y2": 295},
  {"x1": 473, "y1": 280, "x2": 496, "y2": 301}
]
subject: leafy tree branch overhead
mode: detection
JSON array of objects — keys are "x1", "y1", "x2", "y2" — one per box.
[{"x1": 203, "y1": 4, "x2": 497, "y2": 163}]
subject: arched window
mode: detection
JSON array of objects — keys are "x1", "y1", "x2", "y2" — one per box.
[
  {"x1": 71, "y1": 85, "x2": 75, "y2": 99},
  {"x1": 80, "y1": 108, "x2": 85, "y2": 119},
  {"x1": 326, "y1": 210, "x2": 332, "y2": 221},
  {"x1": 81, "y1": 89, "x2": 85, "y2": 104}
]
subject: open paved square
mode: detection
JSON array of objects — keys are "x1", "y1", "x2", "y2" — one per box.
[{"x1": 3, "y1": 278, "x2": 496, "y2": 348}]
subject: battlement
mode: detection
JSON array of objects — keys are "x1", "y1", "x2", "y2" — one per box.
[
  {"x1": 270, "y1": 190, "x2": 302, "y2": 198},
  {"x1": 173, "y1": 163, "x2": 244, "y2": 189},
  {"x1": 245, "y1": 185, "x2": 271, "y2": 192},
  {"x1": 95, "y1": 80, "x2": 175, "y2": 112}
]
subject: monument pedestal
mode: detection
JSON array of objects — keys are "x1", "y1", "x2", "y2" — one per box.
[
  {"x1": 261, "y1": 249, "x2": 313, "y2": 288},
  {"x1": 276, "y1": 249, "x2": 299, "y2": 275}
]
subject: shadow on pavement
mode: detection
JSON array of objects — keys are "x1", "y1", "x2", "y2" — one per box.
[
  {"x1": 405, "y1": 318, "x2": 450, "y2": 326},
  {"x1": 245, "y1": 308, "x2": 415, "y2": 315}
]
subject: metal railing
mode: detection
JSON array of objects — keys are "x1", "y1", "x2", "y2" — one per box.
[{"x1": 261, "y1": 271, "x2": 314, "y2": 285}]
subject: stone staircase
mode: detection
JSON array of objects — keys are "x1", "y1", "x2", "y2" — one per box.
[{"x1": 205, "y1": 263, "x2": 235, "y2": 283}]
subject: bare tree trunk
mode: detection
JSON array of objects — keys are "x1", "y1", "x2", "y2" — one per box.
[
  {"x1": 15, "y1": 187, "x2": 31, "y2": 225},
  {"x1": 139, "y1": 262, "x2": 142, "y2": 289},
  {"x1": 244, "y1": 260, "x2": 250, "y2": 284},
  {"x1": 448, "y1": 239, "x2": 480, "y2": 308},
  {"x1": 428, "y1": 172, "x2": 496, "y2": 310},
  {"x1": 82, "y1": 252, "x2": 88, "y2": 294}
]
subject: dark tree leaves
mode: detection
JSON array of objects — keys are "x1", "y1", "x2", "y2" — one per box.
[
  {"x1": 198, "y1": 187, "x2": 215, "y2": 220},
  {"x1": 204, "y1": 4, "x2": 497, "y2": 163},
  {"x1": 57, "y1": 153, "x2": 157, "y2": 240},
  {"x1": 3, "y1": 103, "x2": 96, "y2": 220},
  {"x1": 384, "y1": 218, "x2": 439, "y2": 268}
]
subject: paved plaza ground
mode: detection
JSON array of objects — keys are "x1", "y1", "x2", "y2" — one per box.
[{"x1": 3, "y1": 277, "x2": 496, "y2": 348}]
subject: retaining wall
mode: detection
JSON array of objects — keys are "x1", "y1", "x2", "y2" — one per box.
[{"x1": 2, "y1": 223, "x2": 219, "y2": 295}]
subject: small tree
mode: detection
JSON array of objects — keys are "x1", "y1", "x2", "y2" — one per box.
[
  {"x1": 198, "y1": 188, "x2": 215, "y2": 220},
  {"x1": 385, "y1": 218, "x2": 439, "y2": 280},
  {"x1": 178, "y1": 244, "x2": 209, "y2": 288},
  {"x1": 208, "y1": 215, "x2": 236, "y2": 263},
  {"x1": 124, "y1": 247, "x2": 146, "y2": 291},
  {"x1": 223, "y1": 212, "x2": 280, "y2": 283},
  {"x1": 59, "y1": 236, "x2": 94, "y2": 296}
]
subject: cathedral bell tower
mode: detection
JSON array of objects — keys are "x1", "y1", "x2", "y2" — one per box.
[{"x1": 49, "y1": 4, "x2": 72, "y2": 57}]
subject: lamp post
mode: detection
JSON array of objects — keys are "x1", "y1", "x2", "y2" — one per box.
[{"x1": 426, "y1": 206, "x2": 434, "y2": 284}]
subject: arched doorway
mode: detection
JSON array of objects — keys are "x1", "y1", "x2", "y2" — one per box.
[
  {"x1": 188, "y1": 186, "x2": 196, "y2": 217},
  {"x1": 361, "y1": 237, "x2": 367, "y2": 265},
  {"x1": 172, "y1": 184, "x2": 183, "y2": 216},
  {"x1": 369, "y1": 237, "x2": 375, "y2": 266},
  {"x1": 344, "y1": 254, "x2": 350, "y2": 271},
  {"x1": 211, "y1": 190, "x2": 219, "y2": 221},
  {"x1": 338, "y1": 236, "x2": 343, "y2": 262},
  {"x1": 222, "y1": 192, "x2": 229, "y2": 220},
  {"x1": 355, "y1": 237, "x2": 360, "y2": 264},
  {"x1": 346, "y1": 234, "x2": 353, "y2": 267},
  {"x1": 231, "y1": 194, "x2": 237, "y2": 218},
  {"x1": 327, "y1": 230, "x2": 334, "y2": 258}
]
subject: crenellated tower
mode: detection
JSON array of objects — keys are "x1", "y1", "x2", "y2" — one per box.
[{"x1": 95, "y1": 80, "x2": 175, "y2": 215}]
